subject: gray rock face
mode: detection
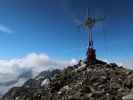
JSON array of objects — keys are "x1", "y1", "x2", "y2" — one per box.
[
  {"x1": 2, "y1": 60, "x2": 133, "y2": 100},
  {"x1": 122, "y1": 94, "x2": 133, "y2": 100},
  {"x1": 122, "y1": 89, "x2": 133, "y2": 100}
]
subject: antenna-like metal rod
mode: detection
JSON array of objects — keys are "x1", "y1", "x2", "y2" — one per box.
[{"x1": 89, "y1": 31, "x2": 93, "y2": 48}]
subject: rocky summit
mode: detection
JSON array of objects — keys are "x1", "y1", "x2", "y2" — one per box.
[{"x1": 1, "y1": 60, "x2": 133, "y2": 100}]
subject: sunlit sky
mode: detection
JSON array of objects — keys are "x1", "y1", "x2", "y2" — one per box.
[{"x1": 0, "y1": 0, "x2": 133, "y2": 61}]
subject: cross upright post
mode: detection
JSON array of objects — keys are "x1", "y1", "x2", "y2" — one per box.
[{"x1": 84, "y1": 16, "x2": 105, "y2": 64}]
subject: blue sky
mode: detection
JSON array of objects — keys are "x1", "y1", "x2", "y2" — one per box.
[{"x1": 0, "y1": 0, "x2": 132, "y2": 61}]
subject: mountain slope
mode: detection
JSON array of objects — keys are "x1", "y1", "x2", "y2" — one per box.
[{"x1": 2, "y1": 60, "x2": 133, "y2": 100}]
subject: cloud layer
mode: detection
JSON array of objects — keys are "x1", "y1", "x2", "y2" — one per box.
[
  {"x1": 0, "y1": 24, "x2": 13, "y2": 34},
  {"x1": 118, "y1": 59, "x2": 133, "y2": 69},
  {"x1": 0, "y1": 53, "x2": 78, "y2": 95}
]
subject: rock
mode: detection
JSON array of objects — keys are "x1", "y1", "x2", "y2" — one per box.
[
  {"x1": 122, "y1": 94, "x2": 133, "y2": 100},
  {"x1": 76, "y1": 64, "x2": 86, "y2": 72},
  {"x1": 58, "y1": 85, "x2": 71, "y2": 95},
  {"x1": 41, "y1": 79, "x2": 50, "y2": 87},
  {"x1": 78, "y1": 60, "x2": 85, "y2": 66}
]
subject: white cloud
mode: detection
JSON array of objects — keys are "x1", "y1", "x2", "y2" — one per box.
[
  {"x1": 69, "y1": 59, "x2": 78, "y2": 65},
  {"x1": 118, "y1": 59, "x2": 133, "y2": 69},
  {"x1": 0, "y1": 78, "x2": 27, "y2": 95},
  {"x1": 0, "y1": 53, "x2": 78, "y2": 95},
  {"x1": 0, "y1": 24, "x2": 13, "y2": 34}
]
